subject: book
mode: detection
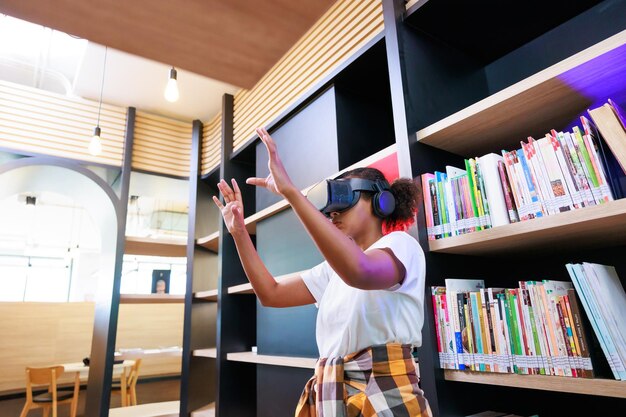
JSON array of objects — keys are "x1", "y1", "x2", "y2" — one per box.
[
  {"x1": 582, "y1": 112, "x2": 626, "y2": 200},
  {"x1": 560, "y1": 130, "x2": 597, "y2": 206},
  {"x1": 445, "y1": 278, "x2": 486, "y2": 370},
  {"x1": 566, "y1": 288, "x2": 594, "y2": 378},
  {"x1": 587, "y1": 101, "x2": 626, "y2": 175},
  {"x1": 431, "y1": 286, "x2": 446, "y2": 368},
  {"x1": 421, "y1": 173, "x2": 436, "y2": 240},
  {"x1": 566, "y1": 263, "x2": 626, "y2": 380},
  {"x1": 477, "y1": 153, "x2": 510, "y2": 227},
  {"x1": 581, "y1": 263, "x2": 626, "y2": 375},
  {"x1": 496, "y1": 159, "x2": 520, "y2": 223}
]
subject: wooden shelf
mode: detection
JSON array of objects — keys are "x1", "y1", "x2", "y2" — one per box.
[
  {"x1": 196, "y1": 231, "x2": 219, "y2": 252},
  {"x1": 193, "y1": 348, "x2": 217, "y2": 358},
  {"x1": 415, "y1": 31, "x2": 626, "y2": 157},
  {"x1": 194, "y1": 289, "x2": 218, "y2": 301},
  {"x1": 119, "y1": 294, "x2": 185, "y2": 304},
  {"x1": 191, "y1": 402, "x2": 215, "y2": 417},
  {"x1": 116, "y1": 347, "x2": 182, "y2": 360},
  {"x1": 428, "y1": 198, "x2": 626, "y2": 256},
  {"x1": 195, "y1": 144, "x2": 397, "y2": 252},
  {"x1": 444, "y1": 370, "x2": 626, "y2": 399},
  {"x1": 228, "y1": 270, "x2": 307, "y2": 295},
  {"x1": 125, "y1": 236, "x2": 187, "y2": 257},
  {"x1": 227, "y1": 351, "x2": 317, "y2": 369},
  {"x1": 109, "y1": 400, "x2": 180, "y2": 417}
]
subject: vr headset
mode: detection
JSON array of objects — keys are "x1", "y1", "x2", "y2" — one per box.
[{"x1": 306, "y1": 178, "x2": 395, "y2": 218}]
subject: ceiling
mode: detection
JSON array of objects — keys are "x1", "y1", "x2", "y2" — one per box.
[
  {"x1": 0, "y1": 1, "x2": 337, "y2": 122},
  {"x1": 0, "y1": 0, "x2": 337, "y2": 89}
]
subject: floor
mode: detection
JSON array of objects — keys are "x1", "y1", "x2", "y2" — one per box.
[{"x1": 0, "y1": 377, "x2": 180, "y2": 417}]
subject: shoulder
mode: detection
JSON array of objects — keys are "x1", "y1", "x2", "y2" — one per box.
[
  {"x1": 376, "y1": 231, "x2": 420, "y2": 248},
  {"x1": 370, "y1": 231, "x2": 424, "y2": 262}
]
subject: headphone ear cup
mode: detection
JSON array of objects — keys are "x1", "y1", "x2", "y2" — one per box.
[{"x1": 373, "y1": 190, "x2": 395, "y2": 218}]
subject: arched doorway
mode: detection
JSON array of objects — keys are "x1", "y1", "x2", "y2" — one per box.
[{"x1": 0, "y1": 156, "x2": 123, "y2": 417}]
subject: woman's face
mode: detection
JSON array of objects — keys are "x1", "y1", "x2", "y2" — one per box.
[{"x1": 329, "y1": 194, "x2": 375, "y2": 239}]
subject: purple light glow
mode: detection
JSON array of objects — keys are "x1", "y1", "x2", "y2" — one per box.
[
  {"x1": 559, "y1": 42, "x2": 626, "y2": 109},
  {"x1": 558, "y1": 42, "x2": 626, "y2": 132}
]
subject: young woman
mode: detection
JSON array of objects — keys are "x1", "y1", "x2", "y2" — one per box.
[{"x1": 213, "y1": 127, "x2": 432, "y2": 417}]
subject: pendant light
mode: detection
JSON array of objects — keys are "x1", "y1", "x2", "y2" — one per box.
[
  {"x1": 164, "y1": 66, "x2": 179, "y2": 102},
  {"x1": 89, "y1": 46, "x2": 108, "y2": 156}
]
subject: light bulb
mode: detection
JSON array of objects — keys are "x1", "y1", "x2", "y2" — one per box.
[
  {"x1": 164, "y1": 67, "x2": 179, "y2": 102},
  {"x1": 89, "y1": 126, "x2": 102, "y2": 156}
]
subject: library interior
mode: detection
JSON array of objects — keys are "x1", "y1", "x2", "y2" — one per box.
[{"x1": 0, "y1": 1, "x2": 625, "y2": 417}]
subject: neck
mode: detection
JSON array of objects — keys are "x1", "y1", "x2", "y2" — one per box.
[{"x1": 353, "y1": 224, "x2": 384, "y2": 250}]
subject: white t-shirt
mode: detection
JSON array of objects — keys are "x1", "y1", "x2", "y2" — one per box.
[{"x1": 301, "y1": 231, "x2": 426, "y2": 358}]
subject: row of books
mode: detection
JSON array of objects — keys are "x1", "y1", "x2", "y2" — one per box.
[
  {"x1": 432, "y1": 277, "x2": 595, "y2": 377},
  {"x1": 566, "y1": 262, "x2": 626, "y2": 380},
  {"x1": 421, "y1": 100, "x2": 626, "y2": 240}
]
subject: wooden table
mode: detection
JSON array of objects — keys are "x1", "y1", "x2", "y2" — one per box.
[{"x1": 61, "y1": 360, "x2": 136, "y2": 406}]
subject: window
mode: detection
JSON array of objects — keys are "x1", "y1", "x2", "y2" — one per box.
[{"x1": 0, "y1": 255, "x2": 71, "y2": 302}]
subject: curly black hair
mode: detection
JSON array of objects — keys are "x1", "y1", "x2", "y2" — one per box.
[{"x1": 337, "y1": 167, "x2": 419, "y2": 232}]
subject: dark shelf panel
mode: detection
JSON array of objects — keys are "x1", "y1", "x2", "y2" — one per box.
[{"x1": 404, "y1": 0, "x2": 604, "y2": 64}]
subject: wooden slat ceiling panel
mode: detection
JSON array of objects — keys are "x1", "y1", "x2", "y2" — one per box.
[
  {"x1": 132, "y1": 111, "x2": 192, "y2": 177},
  {"x1": 0, "y1": 0, "x2": 338, "y2": 89},
  {"x1": 201, "y1": 112, "x2": 222, "y2": 176},
  {"x1": 232, "y1": 0, "x2": 384, "y2": 151},
  {"x1": 0, "y1": 81, "x2": 126, "y2": 165}
]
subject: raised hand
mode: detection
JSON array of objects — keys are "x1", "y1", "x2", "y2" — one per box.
[
  {"x1": 213, "y1": 178, "x2": 246, "y2": 235},
  {"x1": 246, "y1": 127, "x2": 296, "y2": 197}
]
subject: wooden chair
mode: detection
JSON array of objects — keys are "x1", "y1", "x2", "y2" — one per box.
[
  {"x1": 20, "y1": 365, "x2": 79, "y2": 417},
  {"x1": 111, "y1": 358, "x2": 142, "y2": 406}
]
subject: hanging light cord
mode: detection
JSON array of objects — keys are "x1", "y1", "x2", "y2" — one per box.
[{"x1": 96, "y1": 46, "x2": 108, "y2": 127}]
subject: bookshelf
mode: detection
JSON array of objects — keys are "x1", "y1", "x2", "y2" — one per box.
[
  {"x1": 194, "y1": 144, "x2": 397, "y2": 253},
  {"x1": 176, "y1": 1, "x2": 626, "y2": 416},
  {"x1": 119, "y1": 294, "x2": 185, "y2": 304},
  {"x1": 383, "y1": 0, "x2": 626, "y2": 416},
  {"x1": 124, "y1": 236, "x2": 187, "y2": 257},
  {"x1": 443, "y1": 370, "x2": 626, "y2": 399},
  {"x1": 203, "y1": 36, "x2": 397, "y2": 417},
  {"x1": 226, "y1": 351, "x2": 317, "y2": 369},
  {"x1": 179, "y1": 120, "x2": 219, "y2": 416},
  {"x1": 193, "y1": 348, "x2": 217, "y2": 359},
  {"x1": 428, "y1": 198, "x2": 626, "y2": 256},
  {"x1": 194, "y1": 289, "x2": 218, "y2": 301},
  {"x1": 415, "y1": 30, "x2": 626, "y2": 157}
]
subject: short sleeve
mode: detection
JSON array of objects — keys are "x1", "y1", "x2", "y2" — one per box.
[
  {"x1": 369, "y1": 231, "x2": 421, "y2": 291},
  {"x1": 301, "y1": 261, "x2": 332, "y2": 305}
]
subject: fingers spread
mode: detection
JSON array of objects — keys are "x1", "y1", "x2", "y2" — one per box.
[
  {"x1": 231, "y1": 178, "x2": 242, "y2": 202},
  {"x1": 218, "y1": 179, "x2": 235, "y2": 202},
  {"x1": 246, "y1": 177, "x2": 265, "y2": 187},
  {"x1": 256, "y1": 127, "x2": 276, "y2": 156},
  {"x1": 212, "y1": 195, "x2": 224, "y2": 209}
]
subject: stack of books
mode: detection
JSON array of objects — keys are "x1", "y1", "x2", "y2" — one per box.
[
  {"x1": 421, "y1": 99, "x2": 626, "y2": 240},
  {"x1": 431, "y1": 269, "x2": 613, "y2": 378}
]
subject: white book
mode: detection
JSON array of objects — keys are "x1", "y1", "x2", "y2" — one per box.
[
  {"x1": 582, "y1": 263, "x2": 626, "y2": 374},
  {"x1": 562, "y1": 131, "x2": 597, "y2": 207},
  {"x1": 477, "y1": 153, "x2": 510, "y2": 227},
  {"x1": 537, "y1": 135, "x2": 575, "y2": 213},
  {"x1": 567, "y1": 263, "x2": 626, "y2": 380},
  {"x1": 525, "y1": 138, "x2": 556, "y2": 215},
  {"x1": 551, "y1": 131, "x2": 584, "y2": 209}
]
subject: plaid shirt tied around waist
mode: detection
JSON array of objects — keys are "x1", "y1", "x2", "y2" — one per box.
[{"x1": 295, "y1": 343, "x2": 432, "y2": 417}]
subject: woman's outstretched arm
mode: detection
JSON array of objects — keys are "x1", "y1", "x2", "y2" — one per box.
[
  {"x1": 213, "y1": 178, "x2": 315, "y2": 307},
  {"x1": 247, "y1": 128, "x2": 404, "y2": 290}
]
